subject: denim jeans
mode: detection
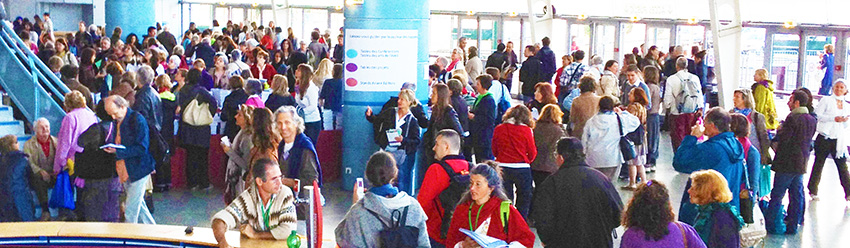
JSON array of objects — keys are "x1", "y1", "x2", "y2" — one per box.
[
  {"x1": 646, "y1": 113, "x2": 661, "y2": 165},
  {"x1": 125, "y1": 174, "x2": 156, "y2": 224},
  {"x1": 502, "y1": 167, "x2": 533, "y2": 219},
  {"x1": 766, "y1": 172, "x2": 804, "y2": 233},
  {"x1": 322, "y1": 109, "x2": 342, "y2": 130}
]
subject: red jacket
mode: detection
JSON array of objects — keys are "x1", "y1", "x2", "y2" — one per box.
[
  {"x1": 445, "y1": 196, "x2": 536, "y2": 247},
  {"x1": 492, "y1": 123, "x2": 537, "y2": 164},
  {"x1": 416, "y1": 155, "x2": 470, "y2": 244},
  {"x1": 250, "y1": 63, "x2": 277, "y2": 81}
]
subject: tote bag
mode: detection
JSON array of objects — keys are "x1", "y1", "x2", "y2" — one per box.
[
  {"x1": 49, "y1": 170, "x2": 76, "y2": 210},
  {"x1": 183, "y1": 96, "x2": 214, "y2": 126}
]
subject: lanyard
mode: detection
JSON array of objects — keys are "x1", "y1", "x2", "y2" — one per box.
[
  {"x1": 468, "y1": 203, "x2": 486, "y2": 230},
  {"x1": 261, "y1": 195, "x2": 275, "y2": 230}
]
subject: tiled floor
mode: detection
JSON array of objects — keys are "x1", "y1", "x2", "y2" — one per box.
[{"x1": 153, "y1": 128, "x2": 850, "y2": 247}]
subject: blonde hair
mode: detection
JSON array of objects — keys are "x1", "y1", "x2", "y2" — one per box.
[
  {"x1": 237, "y1": 104, "x2": 256, "y2": 133},
  {"x1": 155, "y1": 74, "x2": 172, "y2": 91},
  {"x1": 825, "y1": 44, "x2": 835, "y2": 53},
  {"x1": 754, "y1": 69, "x2": 768, "y2": 82},
  {"x1": 537, "y1": 104, "x2": 563, "y2": 124},
  {"x1": 64, "y1": 90, "x2": 87, "y2": 111},
  {"x1": 398, "y1": 89, "x2": 420, "y2": 108},
  {"x1": 271, "y1": 74, "x2": 289, "y2": 95},
  {"x1": 689, "y1": 170, "x2": 733, "y2": 205},
  {"x1": 451, "y1": 68, "x2": 468, "y2": 84},
  {"x1": 312, "y1": 58, "x2": 334, "y2": 87}
]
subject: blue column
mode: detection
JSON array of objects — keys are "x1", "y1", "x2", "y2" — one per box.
[
  {"x1": 104, "y1": 0, "x2": 155, "y2": 41},
  {"x1": 342, "y1": 0, "x2": 430, "y2": 191}
]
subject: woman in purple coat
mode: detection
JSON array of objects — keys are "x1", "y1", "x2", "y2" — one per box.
[{"x1": 621, "y1": 179, "x2": 706, "y2": 248}]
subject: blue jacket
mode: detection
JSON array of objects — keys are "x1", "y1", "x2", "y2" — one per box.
[
  {"x1": 673, "y1": 132, "x2": 745, "y2": 225},
  {"x1": 743, "y1": 143, "x2": 761, "y2": 197},
  {"x1": 0, "y1": 151, "x2": 35, "y2": 221},
  {"x1": 133, "y1": 84, "x2": 163, "y2": 131},
  {"x1": 470, "y1": 93, "x2": 496, "y2": 146},
  {"x1": 113, "y1": 109, "x2": 156, "y2": 182},
  {"x1": 536, "y1": 46, "x2": 557, "y2": 78}
]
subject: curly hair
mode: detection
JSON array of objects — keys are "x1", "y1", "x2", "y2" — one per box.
[
  {"x1": 689, "y1": 169, "x2": 733, "y2": 205},
  {"x1": 622, "y1": 179, "x2": 675, "y2": 241},
  {"x1": 502, "y1": 105, "x2": 535, "y2": 128}
]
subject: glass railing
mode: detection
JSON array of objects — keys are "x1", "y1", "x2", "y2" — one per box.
[{"x1": 0, "y1": 21, "x2": 68, "y2": 135}]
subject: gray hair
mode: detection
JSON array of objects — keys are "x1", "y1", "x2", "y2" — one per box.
[
  {"x1": 274, "y1": 105, "x2": 305, "y2": 134},
  {"x1": 34, "y1": 117, "x2": 50, "y2": 128},
  {"x1": 436, "y1": 56, "x2": 450, "y2": 67},
  {"x1": 137, "y1": 65, "x2": 155, "y2": 86},
  {"x1": 590, "y1": 55, "x2": 603, "y2": 66},
  {"x1": 705, "y1": 107, "x2": 731, "y2": 133},
  {"x1": 172, "y1": 45, "x2": 185, "y2": 56},
  {"x1": 676, "y1": 57, "x2": 688, "y2": 70},
  {"x1": 106, "y1": 95, "x2": 130, "y2": 109},
  {"x1": 674, "y1": 45, "x2": 685, "y2": 56}
]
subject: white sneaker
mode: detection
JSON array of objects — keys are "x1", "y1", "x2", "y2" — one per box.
[{"x1": 810, "y1": 194, "x2": 819, "y2": 201}]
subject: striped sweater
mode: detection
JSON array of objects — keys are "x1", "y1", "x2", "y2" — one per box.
[{"x1": 212, "y1": 184, "x2": 297, "y2": 239}]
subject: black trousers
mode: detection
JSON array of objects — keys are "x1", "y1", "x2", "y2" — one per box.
[
  {"x1": 154, "y1": 155, "x2": 172, "y2": 188},
  {"x1": 808, "y1": 134, "x2": 850, "y2": 198},
  {"x1": 185, "y1": 145, "x2": 210, "y2": 188}
]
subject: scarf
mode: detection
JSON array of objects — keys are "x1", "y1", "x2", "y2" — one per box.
[
  {"x1": 693, "y1": 202, "x2": 745, "y2": 246},
  {"x1": 281, "y1": 133, "x2": 323, "y2": 187},
  {"x1": 369, "y1": 184, "x2": 399, "y2": 198},
  {"x1": 733, "y1": 107, "x2": 753, "y2": 118}
]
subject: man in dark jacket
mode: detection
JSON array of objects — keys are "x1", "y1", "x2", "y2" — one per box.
[
  {"x1": 286, "y1": 49, "x2": 309, "y2": 93},
  {"x1": 536, "y1": 37, "x2": 557, "y2": 83},
  {"x1": 533, "y1": 137, "x2": 623, "y2": 248},
  {"x1": 60, "y1": 65, "x2": 94, "y2": 110},
  {"x1": 193, "y1": 37, "x2": 216, "y2": 70},
  {"x1": 485, "y1": 43, "x2": 508, "y2": 70},
  {"x1": 468, "y1": 74, "x2": 497, "y2": 161},
  {"x1": 156, "y1": 26, "x2": 178, "y2": 55},
  {"x1": 132, "y1": 66, "x2": 163, "y2": 131},
  {"x1": 103, "y1": 95, "x2": 156, "y2": 224},
  {"x1": 519, "y1": 45, "x2": 542, "y2": 103},
  {"x1": 766, "y1": 90, "x2": 817, "y2": 234}
]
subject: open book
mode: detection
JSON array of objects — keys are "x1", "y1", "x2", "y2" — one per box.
[
  {"x1": 99, "y1": 143, "x2": 126, "y2": 150},
  {"x1": 459, "y1": 228, "x2": 509, "y2": 248}
]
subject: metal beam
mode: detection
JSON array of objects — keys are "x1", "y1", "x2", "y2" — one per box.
[{"x1": 708, "y1": 0, "x2": 743, "y2": 109}]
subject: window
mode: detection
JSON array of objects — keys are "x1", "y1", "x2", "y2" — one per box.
[
  {"x1": 479, "y1": 19, "x2": 497, "y2": 58},
  {"x1": 593, "y1": 24, "x2": 615, "y2": 61},
  {"x1": 570, "y1": 24, "x2": 590, "y2": 53},
  {"x1": 503, "y1": 20, "x2": 522, "y2": 46},
  {"x1": 740, "y1": 28, "x2": 766, "y2": 84},
  {"x1": 460, "y1": 18, "x2": 479, "y2": 51},
  {"x1": 302, "y1": 9, "x2": 329, "y2": 39},
  {"x1": 802, "y1": 35, "x2": 836, "y2": 92},
  {"x1": 262, "y1": 9, "x2": 274, "y2": 26},
  {"x1": 647, "y1": 27, "x2": 671, "y2": 52},
  {"x1": 551, "y1": 19, "x2": 568, "y2": 61},
  {"x1": 430, "y1": 15, "x2": 457, "y2": 57},
  {"x1": 620, "y1": 23, "x2": 646, "y2": 63},
  {"x1": 771, "y1": 34, "x2": 800, "y2": 91},
  {"x1": 214, "y1": 7, "x2": 229, "y2": 25},
  {"x1": 190, "y1": 4, "x2": 213, "y2": 29},
  {"x1": 231, "y1": 8, "x2": 244, "y2": 25},
  {"x1": 676, "y1": 25, "x2": 704, "y2": 51}
]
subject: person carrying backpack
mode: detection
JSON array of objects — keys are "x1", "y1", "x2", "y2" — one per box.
[
  {"x1": 663, "y1": 57, "x2": 704, "y2": 152},
  {"x1": 336, "y1": 151, "x2": 429, "y2": 248},
  {"x1": 417, "y1": 130, "x2": 472, "y2": 247}
]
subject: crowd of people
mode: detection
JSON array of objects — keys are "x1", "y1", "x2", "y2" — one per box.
[{"x1": 2, "y1": 13, "x2": 850, "y2": 248}]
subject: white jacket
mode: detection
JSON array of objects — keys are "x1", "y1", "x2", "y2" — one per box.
[
  {"x1": 581, "y1": 111, "x2": 641, "y2": 168},
  {"x1": 296, "y1": 84, "x2": 322, "y2": 123},
  {"x1": 663, "y1": 70, "x2": 703, "y2": 115}
]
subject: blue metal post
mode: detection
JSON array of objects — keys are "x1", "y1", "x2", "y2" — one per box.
[{"x1": 341, "y1": 0, "x2": 430, "y2": 191}]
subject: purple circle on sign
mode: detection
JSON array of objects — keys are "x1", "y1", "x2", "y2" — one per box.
[{"x1": 346, "y1": 63, "x2": 358, "y2": 72}]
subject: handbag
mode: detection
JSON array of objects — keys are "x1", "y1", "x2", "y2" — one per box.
[
  {"x1": 617, "y1": 113, "x2": 637, "y2": 161},
  {"x1": 49, "y1": 170, "x2": 76, "y2": 210},
  {"x1": 740, "y1": 201, "x2": 767, "y2": 247},
  {"x1": 183, "y1": 95, "x2": 214, "y2": 126}
]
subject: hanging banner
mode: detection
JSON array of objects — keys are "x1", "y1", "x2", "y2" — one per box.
[{"x1": 344, "y1": 29, "x2": 419, "y2": 92}]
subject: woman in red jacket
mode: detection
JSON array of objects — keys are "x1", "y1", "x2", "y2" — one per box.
[
  {"x1": 492, "y1": 105, "x2": 537, "y2": 220},
  {"x1": 446, "y1": 162, "x2": 535, "y2": 247},
  {"x1": 250, "y1": 50, "x2": 277, "y2": 82}
]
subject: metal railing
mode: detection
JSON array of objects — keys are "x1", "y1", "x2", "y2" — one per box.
[{"x1": 0, "y1": 21, "x2": 70, "y2": 135}]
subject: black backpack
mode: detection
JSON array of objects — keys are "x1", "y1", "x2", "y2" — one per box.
[
  {"x1": 365, "y1": 206, "x2": 419, "y2": 248},
  {"x1": 130, "y1": 111, "x2": 170, "y2": 166},
  {"x1": 437, "y1": 160, "x2": 472, "y2": 239},
  {"x1": 626, "y1": 124, "x2": 645, "y2": 146}
]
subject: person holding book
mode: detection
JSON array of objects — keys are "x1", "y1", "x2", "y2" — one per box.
[{"x1": 445, "y1": 162, "x2": 535, "y2": 248}]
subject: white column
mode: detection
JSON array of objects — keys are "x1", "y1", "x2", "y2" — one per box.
[{"x1": 708, "y1": 0, "x2": 743, "y2": 109}]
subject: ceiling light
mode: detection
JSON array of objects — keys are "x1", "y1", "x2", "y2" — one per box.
[{"x1": 577, "y1": 14, "x2": 587, "y2": 21}]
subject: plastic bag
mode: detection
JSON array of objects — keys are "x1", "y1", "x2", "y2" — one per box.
[{"x1": 49, "y1": 170, "x2": 76, "y2": 210}]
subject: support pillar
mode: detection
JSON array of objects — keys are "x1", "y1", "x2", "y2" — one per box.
[
  {"x1": 341, "y1": 0, "x2": 429, "y2": 191},
  {"x1": 708, "y1": 0, "x2": 743, "y2": 109},
  {"x1": 104, "y1": 0, "x2": 155, "y2": 41}
]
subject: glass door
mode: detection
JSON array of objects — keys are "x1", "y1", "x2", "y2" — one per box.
[
  {"x1": 570, "y1": 24, "x2": 590, "y2": 54},
  {"x1": 478, "y1": 18, "x2": 498, "y2": 59},
  {"x1": 620, "y1": 23, "x2": 646, "y2": 63},
  {"x1": 771, "y1": 33, "x2": 800, "y2": 91},
  {"x1": 740, "y1": 27, "x2": 767, "y2": 84},
  {"x1": 430, "y1": 14, "x2": 458, "y2": 57},
  {"x1": 593, "y1": 23, "x2": 616, "y2": 61},
  {"x1": 803, "y1": 35, "x2": 836, "y2": 93}
]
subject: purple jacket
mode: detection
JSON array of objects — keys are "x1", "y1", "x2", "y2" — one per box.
[
  {"x1": 54, "y1": 107, "x2": 98, "y2": 173},
  {"x1": 621, "y1": 222, "x2": 706, "y2": 248}
]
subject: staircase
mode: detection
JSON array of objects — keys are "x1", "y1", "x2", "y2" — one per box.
[
  {"x1": 0, "y1": 95, "x2": 30, "y2": 147},
  {"x1": 0, "y1": 19, "x2": 71, "y2": 144}
]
